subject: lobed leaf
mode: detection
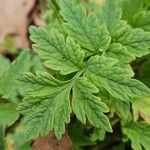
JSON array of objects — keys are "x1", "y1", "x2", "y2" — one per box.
[
  {"x1": 72, "y1": 77, "x2": 112, "y2": 132},
  {"x1": 85, "y1": 56, "x2": 150, "y2": 101},
  {"x1": 114, "y1": 24, "x2": 150, "y2": 57},
  {"x1": 17, "y1": 72, "x2": 71, "y2": 139},
  {"x1": 133, "y1": 11, "x2": 150, "y2": 31},
  {"x1": 30, "y1": 26, "x2": 85, "y2": 75},
  {"x1": 16, "y1": 0, "x2": 150, "y2": 143},
  {"x1": 60, "y1": 0, "x2": 111, "y2": 56},
  {"x1": 97, "y1": 0, "x2": 122, "y2": 33},
  {"x1": 120, "y1": 0, "x2": 143, "y2": 25},
  {"x1": 17, "y1": 71, "x2": 113, "y2": 140},
  {"x1": 98, "y1": 0, "x2": 150, "y2": 57},
  {"x1": 123, "y1": 122, "x2": 150, "y2": 150}
]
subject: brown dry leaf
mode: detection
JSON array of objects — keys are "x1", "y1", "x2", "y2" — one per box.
[
  {"x1": 0, "y1": 0, "x2": 35, "y2": 52},
  {"x1": 33, "y1": 132, "x2": 72, "y2": 150}
]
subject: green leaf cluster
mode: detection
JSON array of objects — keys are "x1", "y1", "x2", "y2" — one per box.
[
  {"x1": 120, "y1": 0, "x2": 150, "y2": 31},
  {"x1": 14, "y1": 0, "x2": 150, "y2": 150}
]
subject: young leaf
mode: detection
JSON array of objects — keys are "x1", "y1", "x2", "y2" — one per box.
[
  {"x1": 30, "y1": 26, "x2": 85, "y2": 75},
  {"x1": 72, "y1": 77, "x2": 112, "y2": 132},
  {"x1": 17, "y1": 72, "x2": 71, "y2": 139},
  {"x1": 123, "y1": 122, "x2": 150, "y2": 150},
  {"x1": 0, "y1": 104, "x2": 19, "y2": 126},
  {"x1": 85, "y1": 56, "x2": 150, "y2": 101},
  {"x1": 60, "y1": 0, "x2": 111, "y2": 55}
]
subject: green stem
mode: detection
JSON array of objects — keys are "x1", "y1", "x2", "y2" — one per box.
[
  {"x1": 70, "y1": 69, "x2": 86, "y2": 87},
  {"x1": 73, "y1": 69, "x2": 85, "y2": 79},
  {"x1": 48, "y1": 0, "x2": 62, "y2": 19}
]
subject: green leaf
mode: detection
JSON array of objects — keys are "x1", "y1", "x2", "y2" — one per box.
[
  {"x1": 17, "y1": 72, "x2": 71, "y2": 139},
  {"x1": 120, "y1": 0, "x2": 143, "y2": 25},
  {"x1": 30, "y1": 55, "x2": 45, "y2": 73},
  {"x1": 0, "y1": 104, "x2": 19, "y2": 126},
  {"x1": 85, "y1": 56, "x2": 150, "y2": 101},
  {"x1": 120, "y1": 0, "x2": 150, "y2": 31},
  {"x1": 98, "y1": 0, "x2": 122, "y2": 33},
  {"x1": 123, "y1": 122, "x2": 150, "y2": 150},
  {"x1": 1, "y1": 35, "x2": 17, "y2": 54},
  {"x1": 97, "y1": 85, "x2": 110, "y2": 101},
  {"x1": 132, "y1": 97, "x2": 150, "y2": 123},
  {"x1": 90, "y1": 129, "x2": 105, "y2": 142},
  {"x1": 0, "y1": 56, "x2": 10, "y2": 76},
  {"x1": 17, "y1": 71, "x2": 113, "y2": 139},
  {"x1": 0, "y1": 50, "x2": 31, "y2": 102},
  {"x1": 30, "y1": 26, "x2": 85, "y2": 75},
  {"x1": 113, "y1": 62, "x2": 134, "y2": 77},
  {"x1": 60, "y1": 0, "x2": 111, "y2": 55},
  {"x1": 72, "y1": 77, "x2": 112, "y2": 132},
  {"x1": 98, "y1": 0, "x2": 150, "y2": 57},
  {"x1": 133, "y1": 11, "x2": 150, "y2": 31},
  {"x1": 106, "y1": 43, "x2": 135, "y2": 63},
  {"x1": 47, "y1": 0, "x2": 60, "y2": 18},
  {"x1": 16, "y1": 0, "x2": 150, "y2": 145},
  {"x1": 114, "y1": 24, "x2": 150, "y2": 57},
  {"x1": 110, "y1": 97, "x2": 130, "y2": 120}
]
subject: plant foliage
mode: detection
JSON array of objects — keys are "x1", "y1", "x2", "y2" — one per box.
[{"x1": 1, "y1": 0, "x2": 150, "y2": 150}]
